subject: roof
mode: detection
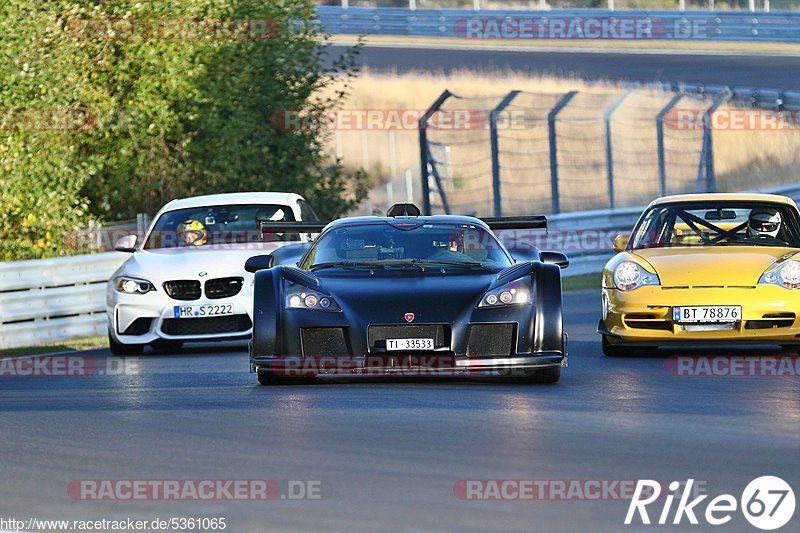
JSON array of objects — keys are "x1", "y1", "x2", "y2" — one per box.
[
  {"x1": 161, "y1": 192, "x2": 304, "y2": 212},
  {"x1": 649, "y1": 193, "x2": 797, "y2": 208}
]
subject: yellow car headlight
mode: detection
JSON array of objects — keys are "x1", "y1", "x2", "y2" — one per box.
[
  {"x1": 760, "y1": 259, "x2": 800, "y2": 290},
  {"x1": 613, "y1": 261, "x2": 660, "y2": 291}
]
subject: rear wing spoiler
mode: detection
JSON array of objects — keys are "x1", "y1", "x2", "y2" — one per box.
[
  {"x1": 259, "y1": 221, "x2": 328, "y2": 234},
  {"x1": 258, "y1": 208, "x2": 548, "y2": 235},
  {"x1": 481, "y1": 215, "x2": 547, "y2": 231}
]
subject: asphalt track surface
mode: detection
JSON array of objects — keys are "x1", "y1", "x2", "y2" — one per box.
[
  {"x1": 1, "y1": 291, "x2": 799, "y2": 532},
  {"x1": 328, "y1": 43, "x2": 800, "y2": 91}
]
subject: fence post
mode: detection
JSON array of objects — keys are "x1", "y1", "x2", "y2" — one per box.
[
  {"x1": 405, "y1": 168, "x2": 414, "y2": 203},
  {"x1": 608, "y1": 0, "x2": 615, "y2": 10},
  {"x1": 419, "y1": 90, "x2": 453, "y2": 215},
  {"x1": 656, "y1": 93, "x2": 684, "y2": 197},
  {"x1": 697, "y1": 88, "x2": 732, "y2": 193},
  {"x1": 603, "y1": 90, "x2": 631, "y2": 210},
  {"x1": 548, "y1": 91, "x2": 577, "y2": 215},
  {"x1": 342, "y1": 0, "x2": 348, "y2": 8},
  {"x1": 489, "y1": 90, "x2": 521, "y2": 218}
]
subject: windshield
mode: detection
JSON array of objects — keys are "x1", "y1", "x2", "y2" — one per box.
[
  {"x1": 299, "y1": 221, "x2": 513, "y2": 271},
  {"x1": 144, "y1": 203, "x2": 297, "y2": 250},
  {"x1": 630, "y1": 201, "x2": 800, "y2": 250}
]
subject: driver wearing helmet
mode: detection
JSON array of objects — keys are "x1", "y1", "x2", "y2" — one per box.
[
  {"x1": 748, "y1": 208, "x2": 782, "y2": 239},
  {"x1": 177, "y1": 219, "x2": 207, "y2": 246}
]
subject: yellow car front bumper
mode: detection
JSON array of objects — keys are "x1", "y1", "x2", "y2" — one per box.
[{"x1": 601, "y1": 285, "x2": 800, "y2": 345}]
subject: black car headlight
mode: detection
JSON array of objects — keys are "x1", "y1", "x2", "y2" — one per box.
[
  {"x1": 285, "y1": 283, "x2": 340, "y2": 311},
  {"x1": 479, "y1": 278, "x2": 531, "y2": 308},
  {"x1": 114, "y1": 276, "x2": 155, "y2": 295},
  {"x1": 760, "y1": 259, "x2": 800, "y2": 290}
]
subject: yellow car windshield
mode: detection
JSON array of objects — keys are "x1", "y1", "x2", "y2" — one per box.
[{"x1": 630, "y1": 202, "x2": 800, "y2": 249}]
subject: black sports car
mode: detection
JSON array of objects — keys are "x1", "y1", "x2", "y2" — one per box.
[{"x1": 244, "y1": 204, "x2": 569, "y2": 385}]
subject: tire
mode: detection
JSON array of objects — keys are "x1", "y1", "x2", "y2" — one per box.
[
  {"x1": 602, "y1": 335, "x2": 639, "y2": 357},
  {"x1": 514, "y1": 366, "x2": 560, "y2": 384},
  {"x1": 150, "y1": 340, "x2": 183, "y2": 354},
  {"x1": 108, "y1": 331, "x2": 145, "y2": 356}
]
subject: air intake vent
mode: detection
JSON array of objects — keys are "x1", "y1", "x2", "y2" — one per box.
[
  {"x1": 497, "y1": 262, "x2": 530, "y2": 282},
  {"x1": 163, "y1": 280, "x2": 202, "y2": 301},
  {"x1": 161, "y1": 315, "x2": 252, "y2": 335},
  {"x1": 466, "y1": 323, "x2": 515, "y2": 357},
  {"x1": 285, "y1": 267, "x2": 319, "y2": 288},
  {"x1": 205, "y1": 277, "x2": 243, "y2": 299},
  {"x1": 301, "y1": 328, "x2": 349, "y2": 356}
]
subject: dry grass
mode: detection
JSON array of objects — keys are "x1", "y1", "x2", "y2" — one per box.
[{"x1": 320, "y1": 69, "x2": 800, "y2": 215}]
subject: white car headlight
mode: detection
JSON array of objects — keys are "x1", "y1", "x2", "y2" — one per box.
[
  {"x1": 760, "y1": 259, "x2": 800, "y2": 290},
  {"x1": 479, "y1": 278, "x2": 531, "y2": 308},
  {"x1": 114, "y1": 276, "x2": 155, "y2": 295},
  {"x1": 613, "y1": 261, "x2": 660, "y2": 291}
]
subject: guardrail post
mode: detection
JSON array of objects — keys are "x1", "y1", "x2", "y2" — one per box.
[
  {"x1": 656, "y1": 93, "x2": 684, "y2": 197},
  {"x1": 697, "y1": 88, "x2": 732, "y2": 193},
  {"x1": 419, "y1": 90, "x2": 453, "y2": 215},
  {"x1": 489, "y1": 90, "x2": 521, "y2": 218},
  {"x1": 548, "y1": 91, "x2": 577, "y2": 215},
  {"x1": 603, "y1": 90, "x2": 631, "y2": 210}
]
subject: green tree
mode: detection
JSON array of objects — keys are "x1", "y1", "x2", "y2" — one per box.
[{"x1": 0, "y1": 0, "x2": 367, "y2": 261}]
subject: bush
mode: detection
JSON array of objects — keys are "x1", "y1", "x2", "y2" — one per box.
[{"x1": 0, "y1": 0, "x2": 368, "y2": 261}]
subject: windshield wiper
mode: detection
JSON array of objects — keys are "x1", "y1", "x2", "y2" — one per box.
[
  {"x1": 370, "y1": 259, "x2": 426, "y2": 271},
  {"x1": 414, "y1": 259, "x2": 493, "y2": 270},
  {"x1": 310, "y1": 260, "x2": 426, "y2": 272},
  {"x1": 309, "y1": 261, "x2": 382, "y2": 271}
]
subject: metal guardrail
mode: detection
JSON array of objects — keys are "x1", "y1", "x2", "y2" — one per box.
[
  {"x1": 0, "y1": 253, "x2": 128, "y2": 349},
  {"x1": 317, "y1": 6, "x2": 800, "y2": 42},
  {"x1": 2, "y1": 179, "x2": 800, "y2": 349},
  {"x1": 551, "y1": 181, "x2": 800, "y2": 278}
]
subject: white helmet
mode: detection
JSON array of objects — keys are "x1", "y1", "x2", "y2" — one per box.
[{"x1": 748, "y1": 208, "x2": 782, "y2": 238}]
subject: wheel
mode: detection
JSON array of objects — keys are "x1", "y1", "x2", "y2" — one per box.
[
  {"x1": 257, "y1": 369, "x2": 316, "y2": 386},
  {"x1": 602, "y1": 335, "x2": 640, "y2": 357},
  {"x1": 516, "y1": 367, "x2": 561, "y2": 384},
  {"x1": 150, "y1": 340, "x2": 184, "y2": 354},
  {"x1": 108, "y1": 331, "x2": 144, "y2": 356}
]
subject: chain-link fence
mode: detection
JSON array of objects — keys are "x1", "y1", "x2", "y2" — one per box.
[{"x1": 419, "y1": 86, "x2": 800, "y2": 216}]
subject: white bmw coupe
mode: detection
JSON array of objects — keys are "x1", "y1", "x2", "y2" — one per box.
[{"x1": 106, "y1": 192, "x2": 318, "y2": 354}]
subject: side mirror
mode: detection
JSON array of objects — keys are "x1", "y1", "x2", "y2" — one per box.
[
  {"x1": 245, "y1": 254, "x2": 274, "y2": 273},
  {"x1": 114, "y1": 234, "x2": 137, "y2": 253},
  {"x1": 613, "y1": 234, "x2": 630, "y2": 253},
  {"x1": 541, "y1": 251, "x2": 569, "y2": 269}
]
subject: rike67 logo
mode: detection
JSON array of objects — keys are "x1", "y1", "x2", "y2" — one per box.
[{"x1": 626, "y1": 477, "x2": 795, "y2": 530}]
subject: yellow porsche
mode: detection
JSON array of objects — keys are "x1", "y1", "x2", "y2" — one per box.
[{"x1": 599, "y1": 193, "x2": 800, "y2": 356}]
